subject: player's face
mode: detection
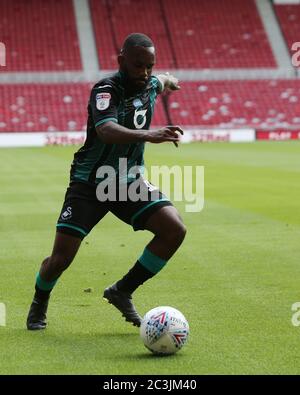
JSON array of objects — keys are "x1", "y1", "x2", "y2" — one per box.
[{"x1": 119, "y1": 46, "x2": 155, "y2": 90}]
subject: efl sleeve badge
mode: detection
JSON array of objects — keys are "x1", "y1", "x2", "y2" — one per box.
[{"x1": 96, "y1": 92, "x2": 111, "y2": 111}]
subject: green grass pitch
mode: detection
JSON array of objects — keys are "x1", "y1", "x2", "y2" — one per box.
[{"x1": 0, "y1": 141, "x2": 300, "y2": 375}]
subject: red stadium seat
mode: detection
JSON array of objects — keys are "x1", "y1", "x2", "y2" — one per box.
[
  {"x1": 90, "y1": 0, "x2": 276, "y2": 70},
  {"x1": 1, "y1": 81, "x2": 299, "y2": 133},
  {"x1": 275, "y1": 4, "x2": 300, "y2": 57},
  {"x1": 90, "y1": 0, "x2": 174, "y2": 69},
  {"x1": 0, "y1": 0, "x2": 82, "y2": 71},
  {"x1": 168, "y1": 80, "x2": 300, "y2": 128},
  {"x1": 0, "y1": 0, "x2": 298, "y2": 136},
  {"x1": 0, "y1": 84, "x2": 90, "y2": 132},
  {"x1": 0, "y1": 84, "x2": 167, "y2": 132},
  {"x1": 163, "y1": 0, "x2": 276, "y2": 69}
]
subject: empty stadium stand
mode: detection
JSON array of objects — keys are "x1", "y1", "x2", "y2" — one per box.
[
  {"x1": 163, "y1": 0, "x2": 277, "y2": 69},
  {"x1": 90, "y1": 0, "x2": 175, "y2": 69},
  {"x1": 275, "y1": 4, "x2": 300, "y2": 56},
  {"x1": 0, "y1": 83, "x2": 167, "y2": 132},
  {"x1": 1, "y1": 80, "x2": 299, "y2": 133},
  {"x1": 90, "y1": 0, "x2": 276, "y2": 70},
  {"x1": 168, "y1": 80, "x2": 300, "y2": 128},
  {"x1": 0, "y1": 0, "x2": 299, "y2": 138},
  {"x1": 0, "y1": 0, "x2": 82, "y2": 71},
  {"x1": 0, "y1": 84, "x2": 90, "y2": 132}
]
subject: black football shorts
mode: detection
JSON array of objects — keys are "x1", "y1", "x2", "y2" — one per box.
[{"x1": 56, "y1": 180, "x2": 172, "y2": 239}]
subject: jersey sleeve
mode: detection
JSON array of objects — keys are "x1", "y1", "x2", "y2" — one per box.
[
  {"x1": 151, "y1": 75, "x2": 163, "y2": 94},
  {"x1": 90, "y1": 84, "x2": 119, "y2": 128}
]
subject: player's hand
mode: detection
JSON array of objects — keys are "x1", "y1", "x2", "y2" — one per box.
[
  {"x1": 165, "y1": 72, "x2": 180, "y2": 91},
  {"x1": 147, "y1": 126, "x2": 184, "y2": 147}
]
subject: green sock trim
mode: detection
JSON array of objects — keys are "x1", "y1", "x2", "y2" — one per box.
[
  {"x1": 56, "y1": 223, "x2": 88, "y2": 236},
  {"x1": 138, "y1": 248, "x2": 167, "y2": 274},
  {"x1": 36, "y1": 273, "x2": 58, "y2": 291}
]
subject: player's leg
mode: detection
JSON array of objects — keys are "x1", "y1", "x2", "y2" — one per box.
[
  {"x1": 104, "y1": 181, "x2": 186, "y2": 327},
  {"x1": 26, "y1": 232, "x2": 82, "y2": 330},
  {"x1": 27, "y1": 182, "x2": 109, "y2": 330},
  {"x1": 114, "y1": 205, "x2": 186, "y2": 295},
  {"x1": 143, "y1": 205, "x2": 186, "y2": 259},
  {"x1": 40, "y1": 232, "x2": 82, "y2": 281}
]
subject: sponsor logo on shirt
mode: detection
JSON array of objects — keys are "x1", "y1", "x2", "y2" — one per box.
[{"x1": 133, "y1": 98, "x2": 143, "y2": 108}]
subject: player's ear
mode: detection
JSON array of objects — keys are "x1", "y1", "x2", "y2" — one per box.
[{"x1": 118, "y1": 53, "x2": 125, "y2": 69}]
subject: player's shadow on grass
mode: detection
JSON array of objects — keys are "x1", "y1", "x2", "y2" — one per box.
[
  {"x1": 19, "y1": 329, "x2": 184, "y2": 360},
  {"x1": 21, "y1": 328, "x2": 138, "y2": 348},
  {"x1": 126, "y1": 352, "x2": 185, "y2": 360}
]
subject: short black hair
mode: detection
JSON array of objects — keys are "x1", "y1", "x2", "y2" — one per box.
[{"x1": 121, "y1": 33, "x2": 154, "y2": 53}]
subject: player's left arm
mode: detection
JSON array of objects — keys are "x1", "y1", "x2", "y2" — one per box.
[{"x1": 156, "y1": 72, "x2": 180, "y2": 93}]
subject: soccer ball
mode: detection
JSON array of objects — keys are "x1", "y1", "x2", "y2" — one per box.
[{"x1": 140, "y1": 306, "x2": 189, "y2": 355}]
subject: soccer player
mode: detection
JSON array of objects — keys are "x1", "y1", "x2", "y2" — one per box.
[{"x1": 26, "y1": 33, "x2": 186, "y2": 330}]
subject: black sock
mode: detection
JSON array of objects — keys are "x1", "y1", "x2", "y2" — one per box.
[
  {"x1": 34, "y1": 284, "x2": 51, "y2": 302},
  {"x1": 116, "y1": 261, "x2": 154, "y2": 295}
]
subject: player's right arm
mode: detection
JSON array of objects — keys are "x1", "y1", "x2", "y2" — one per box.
[
  {"x1": 96, "y1": 122, "x2": 182, "y2": 145},
  {"x1": 90, "y1": 83, "x2": 182, "y2": 145}
]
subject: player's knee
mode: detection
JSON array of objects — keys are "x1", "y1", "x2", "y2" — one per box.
[
  {"x1": 165, "y1": 222, "x2": 187, "y2": 247},
  {"x1": 49, "y1": 253, "x2": 73, "y2": 272},
  {"x1": 177, "y1": 222, "x2": 187, "y2": 244}
]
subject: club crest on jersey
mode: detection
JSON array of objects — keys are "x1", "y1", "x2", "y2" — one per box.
[
  {"x1": 96, "y1": 92, "x2": 111, "y2": 111},
  {"x1": 61, "y1": 206, "x2": 72, "y2": 220}
]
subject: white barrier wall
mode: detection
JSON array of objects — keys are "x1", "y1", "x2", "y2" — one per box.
[
  {"x1": 0, "y1": 132, "x2": 86, "y2": 147},
  {"x1": 273, "y1": 0, "x2": 300, "y2": 4},
  {"x1": 0, "y1": 129, "x2": 256, "y2": 147},
  {"x1": 0, "y1": 128, "x2": 255, "y2": 147},
  {"x1": 181, "y1": 129, "x2": 256, "y2": 143}
]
